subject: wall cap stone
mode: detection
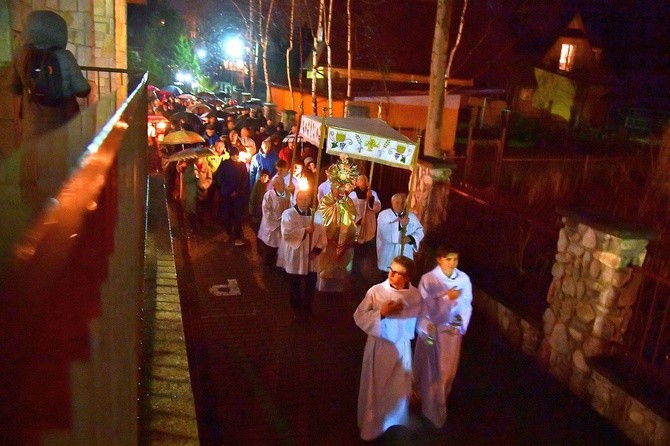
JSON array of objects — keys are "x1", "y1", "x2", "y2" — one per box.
[{"x1": 557, "y1": 207, "x2": 659, "y2": 241}]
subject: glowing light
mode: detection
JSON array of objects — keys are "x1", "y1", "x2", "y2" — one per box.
[
  {"x1": 196, "y1": 48, "x2": 207, "y2": 59},
  {"x1": 298, "y1": 177, "x2": 309, "y2": 191},
  {"x1": 238, "y1": 149, "x2": 251, "y2": 163},
  {"x1": 156, "y1": 121, "x2": 168, "y2": 131},
  {"x1": 223, "y1": 35, "x2": 245, "y2": 59}
]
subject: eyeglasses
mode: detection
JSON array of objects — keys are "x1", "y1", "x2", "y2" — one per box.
[{"x1": 388, "y1": 268, "x2": 407, "y2": 277}]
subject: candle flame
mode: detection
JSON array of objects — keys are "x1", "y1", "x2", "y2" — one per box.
[
  {"x1": 238, "y1": 150, "x2": 251, "y2": 163},
  {"x1": 298, "y1": 177, "x2": 309, "y2": 191}
]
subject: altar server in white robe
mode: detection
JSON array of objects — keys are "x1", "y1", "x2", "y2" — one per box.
[
  {"x1": 279, "y1": 189, "x2": 327, "y2": 321},
  {"x1": 376, "y1": 193, "x2": 424, "y2": 272},
  {"x1": 257, "y1": 175, "x2": 290, "y2": 266},
  {"x1": 413, "y1": 245, "x2": 473, "y2": 428},
  {"x1": 353, "y1": 256, "x2": 422, "y2": 441},
  {"x1": 267, "y1": 159, "x2": 299, "y2": 205}
]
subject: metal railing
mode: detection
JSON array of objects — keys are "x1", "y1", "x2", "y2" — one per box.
[
  {"x1": 621, "y1": 267, "x2": 670, "y2": 384},
  {"x1": 0, "y1": 69, "x2": 148, "y2": 444},
  {"x1": 79, "y1": 66, "x2": 145, "y2": 104}
]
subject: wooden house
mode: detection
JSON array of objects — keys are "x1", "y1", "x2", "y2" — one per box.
[{"x1": 526, "y1": 13, "x2": 611, "y2": 130}]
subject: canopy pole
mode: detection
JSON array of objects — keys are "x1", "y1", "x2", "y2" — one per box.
[
  {"x1": 290, "y1": 103, "x2": 303, "y2": 192},
  {"x1": 400, "y1": 130, "x2": 423, "y2": 256},
  {"x1": 311, "y1": 107, "x2": 328, "y2": 213},
  {"x1": 308, "y1": 107, "x2": 328, "y2": 274},
  {"x1": 361, "y1": 161, "x2": 375, "y2": 232}
]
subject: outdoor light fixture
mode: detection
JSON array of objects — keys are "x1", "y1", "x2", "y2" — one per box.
[{"x1": 223, "y1": 35, "x2": 245, "y2": 59}]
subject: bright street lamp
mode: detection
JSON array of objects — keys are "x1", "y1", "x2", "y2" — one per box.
[{"x1": 223, "y1": 35, "x2": 245, "y2": 59}]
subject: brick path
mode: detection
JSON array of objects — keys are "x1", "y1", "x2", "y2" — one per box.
[{"x1": 168, "y1": 205, "x2": 632, "y2": 446}]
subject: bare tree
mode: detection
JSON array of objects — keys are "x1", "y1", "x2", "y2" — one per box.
[
  {"x1": 325, "y1": 0, "x2": 334, "y2": 115},
  {"x1": 425, "y1": 0, "x2": 454, "y2": 159},
  {"x1": 446, "y1": 0, "x2": 468, "y2": 89},
  {"x1": 312, "y1": 0, "x2": 325, "y2": 114},
  {"x1": 286, "y1": 0, "x2": 296, "y2": 110},
  {"x1": 248, "y1": 0, "x2": 257, "y2": 95},
  {"x1": 347, "y1": 0, "x2": 352, "y2": 99},
  {"x1": 260, "y1": 0, "x2": 276, "y2": 101}
]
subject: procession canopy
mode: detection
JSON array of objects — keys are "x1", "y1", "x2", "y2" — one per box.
[{"x1": 299, "y1": 115, "x2": 418, "y2": 170}]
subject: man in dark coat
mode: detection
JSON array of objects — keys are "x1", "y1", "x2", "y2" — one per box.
[{"x1": 216, "y1": 146, "x2": 250, "y2": 246}]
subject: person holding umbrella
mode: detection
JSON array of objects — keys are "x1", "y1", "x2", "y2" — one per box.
[
  {"x1": 177, "y1": 156, "x2": 213, "y2": 235},
  {"x1": 160, "y1": 121, "x2": 206, "y2": 201}
]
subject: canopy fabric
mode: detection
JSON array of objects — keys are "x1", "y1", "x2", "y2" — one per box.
[{"x1": 299, "y1": 115, "x2": 417, "y2": 170}]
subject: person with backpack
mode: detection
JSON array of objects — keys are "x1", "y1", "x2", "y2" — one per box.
[{"x1": 10, "y1": 10, "x2": 91, "y2": 142}]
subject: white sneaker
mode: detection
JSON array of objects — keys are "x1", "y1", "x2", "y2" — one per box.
[{"x1": 234, "y1": 239, "x2": 245, "y2": 246}]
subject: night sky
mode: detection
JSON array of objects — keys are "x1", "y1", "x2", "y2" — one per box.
[{"x1": 160, "y1": 0, "x2": 669, "y2": 108}]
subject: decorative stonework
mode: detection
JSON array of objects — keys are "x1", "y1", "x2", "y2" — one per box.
[
  {"x1": 409, "y1": 157, "x2": 453, "y2": 238},
  {"x1": 542, "y1": 209, "x2": 653, "y2": 387},
  {"x1": 408, "y1": 157, "x2": 454, "y2": 271},
  {"x1": 472, "y1": 207, "x2": 667, "y2": 445}
]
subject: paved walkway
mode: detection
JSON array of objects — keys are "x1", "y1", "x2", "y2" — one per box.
[{"x1": 167, "y1": 204, "x2": 632, "y2": 446}]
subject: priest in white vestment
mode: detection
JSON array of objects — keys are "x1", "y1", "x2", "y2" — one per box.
[
  {"x1": 413, "y1": 246, "x2": 473, "y2": 428},
  {"x1": 376, "y1": 193, "x2": 424, "y2": 272},
  {"x1": 279, "y1": 190, "x2": 327, "y2": 321},
  {"x1": 257, "y1": 175, "x2": 290, "y2": 266},
  {"x1": 354, "y1": 256, "x2": 422, "y2": 441}
]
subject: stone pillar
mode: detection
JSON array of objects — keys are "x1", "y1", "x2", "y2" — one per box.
[
  {"x1": 409, "y1": 157, "x2": 453, "y2": 270},
  {"x1": 541, "y1": 207, "x2": 656, "y2": 396}
]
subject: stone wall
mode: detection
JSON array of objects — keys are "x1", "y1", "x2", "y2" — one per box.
[
  {"x1": 542, "y1": 210, "x2": 650, "y2": 390},
  {"x1": 470, "y1": 208, "x2": 669, "y2": 446},
  {"x1": 408, "y1": 156, "x2": 453, "y2": 271}
]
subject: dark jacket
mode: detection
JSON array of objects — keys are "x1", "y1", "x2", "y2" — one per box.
[
  {"x1": 217, "y1": 159, "x2": 249, "y2": 198},
  {"x1": 9, "y1": 10, "x2": 91, "y2": 139}
]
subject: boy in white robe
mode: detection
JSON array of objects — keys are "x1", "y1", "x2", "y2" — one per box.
[
  {"x1": 376, "y1": 193, "x2": 424, "y2": 272},
  {"x1": 257, "y1": 175, "x2": 290, "y2": 266},
  {"x1": 413, "y1": 245, "x2": 473, "y2": 428},
  {"x1": 353, "y1": 256, "x2": 422, "y2": 441},
  {"x1": 279, "y1": 190, "x2": 327, "y2": 321}
]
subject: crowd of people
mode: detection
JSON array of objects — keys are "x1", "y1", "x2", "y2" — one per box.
[{"x1": 153, "y1": 94, "x2": 472, "y2": 441}]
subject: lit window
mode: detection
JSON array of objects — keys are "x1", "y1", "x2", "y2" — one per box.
[{"x1": 559, "y1": 43, "x2": 575, "y2": 72}]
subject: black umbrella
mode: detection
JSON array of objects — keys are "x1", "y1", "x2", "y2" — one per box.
[
  {"x1": 239, "y1": 101, "x2": 264, "y2": 110},
  {"x1": 171, "y1": 111, "x2": 204, "y2": 133},
  {"x1": 196, "y1": 92, "x2": 217, "y2": 101}
]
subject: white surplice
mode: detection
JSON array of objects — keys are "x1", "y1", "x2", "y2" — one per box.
[
  {"x1": 376, "y1": 209, "x2": 424, "y2": 271},
  {"x1": 353, "y1": 280, "x2": 422, "y2": 441},
  {"x1": 267, "y1": 172, "x2": 300, "y2": 205},
  {"x1": 317, "y1": 180, "x2": 331, "y2": 202},
  {"x1": 278, "y1": 207, "x2": 327, "y2": 274},
  {"x1": 412, "y1": 266, "x2": 473, "y2": 428},
  {"x1": 257, "y1": 188, "x2": 290, "y2": 248},
  {"x1": 348, "y1": 189, "x2": 382, "y2": 244}
]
